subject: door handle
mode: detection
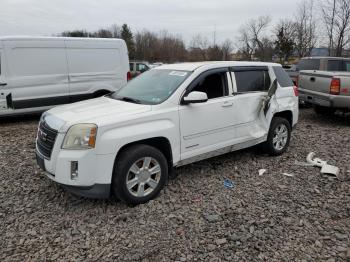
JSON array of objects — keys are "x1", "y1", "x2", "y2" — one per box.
[
  {"x1": 0, "y1": 82, "x2": 7, "y2": 86},
  {"x1": 310, "y1": 77, "x2": 315, "y2": 82},
  {"x1": 222, "y1": 102, "x2": 233, "y2": 107}
]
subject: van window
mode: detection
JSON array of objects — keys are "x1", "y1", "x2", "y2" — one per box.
[
  {"x1": 298, "y1": 59, "x2": 320, "y2": 71},
  {"x1": 191, "y1": 72, "x2": 228, "y2": 99},
  {"x1": 235, "y1": 70, "x2": 270, "y2": 93},
  {"x1": 327, "y1": 60, "x2": 343, "y2": 71},
  {"x1": 273, "y1": 66, "x2": 294, "y2": 87},
  {"x1": 129, "y1": 63, "x2": 134, "y2": 71},
  {"x1": 67, "y1": 48, "x2": 121, "y2": 74},
  {"x1": 10, "y1": 47, "x2": 67, "y2": 76}
]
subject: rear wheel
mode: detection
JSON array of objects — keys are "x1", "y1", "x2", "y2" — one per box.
[
  {"x1": 262, "y1": 117, "x2": 291, "y2": 156},
  {"x1": 112, "y1": 145, "x2": 168, "y2": 205}
]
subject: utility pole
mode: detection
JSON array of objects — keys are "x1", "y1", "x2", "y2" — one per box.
[{"x1": 329, "y1": 0, "x2": 336, "y2": 56}]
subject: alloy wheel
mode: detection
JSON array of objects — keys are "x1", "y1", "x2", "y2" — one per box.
[
  {"x1": 126, "y1": 157, "x2": 161, "y2": 197},
  {"x1": 273, "y1": 123, "x2": 288, "y2": 151}
]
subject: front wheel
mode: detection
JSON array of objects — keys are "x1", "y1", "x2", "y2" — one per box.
[
  {"x1": 262, "y1": 117, "x2": 291, "y2": 156},
  {"x1": 112, "y1": 145, "x2": 168, "y2": 205}
]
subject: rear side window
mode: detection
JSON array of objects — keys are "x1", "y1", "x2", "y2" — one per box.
[
  {"x1": 298, "y1": 59, "x2": 320, "y2": 70},
  {"x1": 234, "y1": 70, "x2": 270, "y2": 93},
  {"x1": 345, "y1": 61, "x2": 350, "y2": 71},
  {"x1": 129, "y1": 63, "x2": 134, "y2": 71},
  {"x1": 327, "y1": 60, "x2": 343, "y2": 71},
  {"x1": 273, "y1": 66, "x2": 294, "y2": 87}
]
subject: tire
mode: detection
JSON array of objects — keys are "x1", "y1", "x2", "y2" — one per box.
[
  {"x1": 93, "y1": 90, "x2": 110, "y2": 98},
  {"x1": 262, "y1": 117, "x2": 291, "y2": 156},
  {"x1": 112, "y1": 144, "x2": 168, "y2": 205},
  {"x1": 314, "y1": 105, "x2": 335, "y2": 115}
]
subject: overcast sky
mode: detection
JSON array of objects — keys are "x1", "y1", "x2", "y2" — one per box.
[{"x1": 0, "y1": 0, "x2": 301, "y2": 45}]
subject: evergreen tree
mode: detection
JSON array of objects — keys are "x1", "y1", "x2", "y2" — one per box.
[
  {"x1": 121, "y1": 24, "x2": 135, "y2": 59},
  {"x1": 275, "y1": 26, "x2": 295, "y2": 64}
]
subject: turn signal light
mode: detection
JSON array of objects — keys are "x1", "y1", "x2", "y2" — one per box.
[
  {"x1": 330, "y1": 78, "x2": 341, "y2": 95},
  {"x1": 88, "y1": 126, "x2": 97, "y2": 148}
]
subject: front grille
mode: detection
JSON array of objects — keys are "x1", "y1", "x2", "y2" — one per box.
[{"x1": 37, "y1": 121, "x2": 58, "y2": 159}]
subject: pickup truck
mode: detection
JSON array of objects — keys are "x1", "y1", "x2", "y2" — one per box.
[
  {"x1": 286, "y1": 57, "x2": 350, "y2": 86},
  {"x1": 299, "y1": 71, "x2": 350, "y2": 114},
  {"x1": 35, "y1": 61, "x2": 298, "y2": 204}
]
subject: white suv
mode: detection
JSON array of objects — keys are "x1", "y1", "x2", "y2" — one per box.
[{"x1": 36, "y1": 62, "x2": 298, "y2": 204}]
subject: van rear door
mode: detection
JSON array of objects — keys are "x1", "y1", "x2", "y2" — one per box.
[{"x1": 4, "y1": 39, "x2": 69, "y2": 109}]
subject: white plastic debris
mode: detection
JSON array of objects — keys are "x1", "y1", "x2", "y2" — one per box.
[
  {"x1": 306, "y1": 152, "x2": 340, "y2": 177},
  {"x1": 294, "y1": 160, "x2": 313, "y2": 167},
  {"x1": 259, "y1": 169, "x2": 267, "y2": 176},
  {"x1": 282, "y1": 173, "x2": 294, "y2": 177},
  {"x1": 320, "y1": 165, "x2": 340, "y2": 176}
]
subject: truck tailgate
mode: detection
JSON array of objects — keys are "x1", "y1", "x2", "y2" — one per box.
[
  {"x1": 299, "y1": 70, "x2": 350, "y2": 96},
  {"x1": 299, "y1": 71, "x2": 332, "y2": 94}
]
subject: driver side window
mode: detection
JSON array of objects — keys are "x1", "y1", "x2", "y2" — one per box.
[{"x1": 191, "y1": 72, "x2": 228, "y2": 99}]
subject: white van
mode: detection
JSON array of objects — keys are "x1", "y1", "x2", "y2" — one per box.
[{"x1": 0, "y1": 36, "x2": 129, "y2": 116}]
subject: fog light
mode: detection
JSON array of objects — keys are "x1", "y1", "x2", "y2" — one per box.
[{"x1": 71, "y1": 161, "x2": 78, "y2": 180}]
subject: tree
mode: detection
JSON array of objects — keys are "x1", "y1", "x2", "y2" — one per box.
[
  {"x1": 109, "y1": 24, "x2": 121, "y2": 38},
  {"x1": 92, "y1": 29, "x2": 113, "y2": 38},
  {"x1": 133, "y1": 30, "x2": 187, "y2": 63},
  {"x1": 221, "y1": 39, "x2": 233, "y2": 60},
  {"x1": 207, "y1": 45, "x2": 222, "y2": 60},
  {"x1": 322, "y1": 0, "x2": 350, "y2": 56},
  {"x1": 321, "y1": 0, "x2": 337, "y2": 55},
  {"x1": 294, "y1": 0, "x2": 317, "y2": 58},
  {"x1": 237, "y1": 16, "x2": 272, "y2": 61},
  {"x1": 334, "y1": 0, "x2": 350, "y2": 56},
  {"x1": 189, "y1": 34, "x2": 209, "y2": 61},
  {"x1": 236, "y1": 27, "x2": 254, "y2": 60},
  {"x1": 274, "y1": 20, "x2": 296, "y2": 63},
  {"x1": 121, "y1": 24, "x2": 135, "y2": 59},
  {"x1": 61, "y1": 30, "x2": 89, "y2": 37}
]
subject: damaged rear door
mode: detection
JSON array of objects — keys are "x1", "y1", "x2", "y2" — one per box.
[{"x1": 230, "y1": 66, "x2": 275, "y2": 142}]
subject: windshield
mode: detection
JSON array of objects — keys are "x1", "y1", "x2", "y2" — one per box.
[{"x1": 111, "y1": 69, "x2": 191, "y2": 105}]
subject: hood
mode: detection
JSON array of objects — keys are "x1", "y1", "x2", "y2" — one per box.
[{"x1": 43, "y1": 96, "x2": 152, "y2": 132}]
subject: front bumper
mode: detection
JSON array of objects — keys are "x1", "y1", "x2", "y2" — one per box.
[
  {"x1": 35, "y1": 135, "x2": 115, "y2": 199},
  {"x1": 61, "y1": 183, "x2": 111, "y2": 199},
  {"x1": 299, "y1": 88, "x2": 350, "y2": 110}
]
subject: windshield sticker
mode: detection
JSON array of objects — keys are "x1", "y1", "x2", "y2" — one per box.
[{"x1": 169, "y1": 71, "x2": 187, "y2": 77}]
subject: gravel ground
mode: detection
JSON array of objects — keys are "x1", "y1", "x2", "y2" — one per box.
[{"x1": 0, "y1": 108, "x2": 349, "y2": 261}]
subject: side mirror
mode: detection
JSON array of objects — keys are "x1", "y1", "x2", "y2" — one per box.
[{"x1": 183, "y1": 91, "x2": 208, "y2": 104}]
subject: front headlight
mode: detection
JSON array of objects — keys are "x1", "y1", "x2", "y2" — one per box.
[{"x1": 62, "y1": 124, "x2": 98, "y2": 150}]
